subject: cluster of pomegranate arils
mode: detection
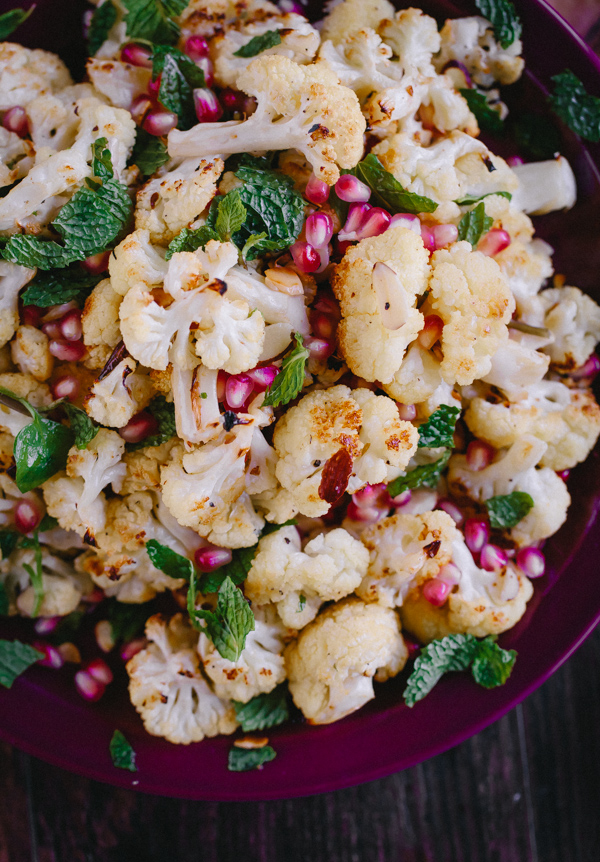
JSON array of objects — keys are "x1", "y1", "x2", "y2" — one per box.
[{"x1": 123, "y1": 37, "x2": 255, "y2": 135}]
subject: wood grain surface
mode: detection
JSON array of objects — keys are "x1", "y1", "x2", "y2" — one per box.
[{"x1": 2, "y1": 0, "x2": 600, "y2": 859}]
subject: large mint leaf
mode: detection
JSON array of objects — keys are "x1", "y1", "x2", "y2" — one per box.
[
  {"x1": 193, "y1": 576, "x2": 255, "y2": 662},
  {"x1": 0, "y1": 640, "x2": 43, "y2": 688},
  {"x1": 352, "y1": 154, "x2": 437, "y2": 215},
  {"x1": 550, "y1": 70, "x2": 600, "y2": 143},
  {"x1": 262, "y1": 334, "x2": 309, "y2": 408},
  {"x1": 475, "y1": 0, "x2": 522, "y2": 48}
]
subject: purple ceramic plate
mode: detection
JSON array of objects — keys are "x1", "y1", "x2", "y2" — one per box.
[{"x1": 1, "y1": 0, "x2": 600, "y2": 801}]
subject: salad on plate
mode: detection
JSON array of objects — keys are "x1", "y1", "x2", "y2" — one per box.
[{"x1": 1, "y1": 0, "x2": 599, "y2": 773}]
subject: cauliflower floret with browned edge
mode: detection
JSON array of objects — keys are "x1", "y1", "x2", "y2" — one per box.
[
  {"x1": 198, "y1": 605, "x2": 288, "y2": 702},
  {"x1": 382, "y1": 342, "x2": 443, "y2": 404},
  {"x1": 10, "y1": 325, "x2": 53, "y2": 382},
  {"x1": 85, "y1": 357, "x2": 155, "y2": 428},
  {"x1": 87, "y1": 57, "x2": 151, "y2": 110},
  {"x1": 81, "y1": 278, "x2": 124, "y2": 370},
  {"x1": 434, "y1": 16, "x2": 524, "y2": 88},
  {"x1": 481, "y1": 334, "x2": 550, "y2": 401},
  {"x1": 194, "y1": 293, "x2": 265, "y2": 375},
  {"x1": 465, "y1": 381, "x2": 600, "y2": 471},
  {"x1": 285, "y1": 597, "x2": 407, "y2": 724},
  {"x1": 71, "y1": 97, "x2": 136, "y2": 182},
  {"x1": 0, "y1": 373, "x2": 51, "y2": 437},
  {"x1": 211, "y1": 13, "x2": 320, "y2": 88},
  {"x1": 357, "y1": 510, "x2": 459, "y2": 607},
  {"x1": 319, "y1": 0, "x2": 395, "y2": 44},
  {"x1": 0, "y1": 42, "x2": 72, "y2": 111},
  {"x1": 400, "y1": 537, "x2": 533, "y2": 642},
  {"x1": 0, "y1": 127, "x2": 32, "y2": 189},
  {"x1": 109, "y1": 229, "x2": 169, "y2": 297},
  {"x1": 0, "y1": 262, "x2": 35, "y2": 350},
  {"x1": 121, "y1": 440, "x2": 177, "y2": 494},
  {"x1": 26, "y1": 83, "x2": 99, "y2": 153},
  {"x1": 332, "y1": 225, "x2": 430, "y2": 384},
  {"x1": 168, "y1": 56, "x2": 366, "y2": 185},
  {"x1": 127, "y1": 614, "x2": 238, "y2": 744},
  {"x1": 178, "y1": 0, "x2": 288, "y2": 40},
  {"x1": 532, "y1": 286, "x2": 600, "y2": 371},
  {"x1": 134, "y1": 157, "x2": 223, "y2": 245},
  {"x1": 245, "y1": 525, "x2": 369, "y2": 628},
  {"x1": 206, "y1": 491, "x2": 265, "y2": 549}
]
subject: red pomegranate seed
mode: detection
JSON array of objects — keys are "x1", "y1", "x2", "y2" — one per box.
[
  {"x1": 310, "y1": 309, "x2": 336, "y2": 340},
  {"x1": 313, "y1": 294, "x2": 341, "y2": 319},
  {"x1": 21, "y1": 305, "x2": 42, "y2": 327},
  {"x1": 404, "y1": 635, "x2": 421, "y2": 660},
  {"x1": 34, "y1": 616, "x2": 60, "y2": 636},
  {"x1": 336, "y1": 239, "x2": 353, "y2": 256},
  {"x1": 194, "y1": 546, "x2": 233, "y2": 572},
  {"x1": 49, "y1": 339, "x2": 86, "y2": 361},
  {"x1": 290, "y1": 241, "x2": 320, "y2": 273},
  {"x1": 557, "y1": 469, "x2": 570, "y2": 481},
  {"x1": 389, "y1": 213, "x2": 420, "y2": 231},
  {"x1": 121, "y1": 42, "x2": 153, "y2": 67},
  {"x1": 480, "y1": 543, "x2": 508, "y2": 571},
  {"x1": 33, "y1": 642, "x2": 64, "y2": 669},
  {"x1": 346, "y1": 500, "x2": 385, "y2": 523},
  {"x1": 305, "y1": 212, "x2": 333, "y2": 249},
  {"x1": 194, "y1": 56, "x2": 214, "y2": 88},
  {"x1": 397, "y1": 403, "x2": 417, "y2": 421},
  {"x1": 318, "y1": 448, "x2": 353, "y2": 504},
  {"x1": 418, "y1": 315, "x2": 444, "y2": 349},
  {"x1": 130, "y1": 94, "x2": 153, "y2": 125},
  {"x1": 75, "y1": 669, "x2": 106, "y2": 701},
  {"x1": 86, "y1": 658, "x2": 114, "y2": 685},
  {"x1": 352, "y1": 484, "x2": 387, "y2": 508},
  {"x1": 477, "y1": 229, "x2": 511, "y2": 256},
  {"x1": 143, "y1": 110, "x2": 178, "y2": 136},
  {"x1": 437, "y1": 498, "x2": 464, "y2": 525},
  {"x1": 304, "y1": 335, "x2": 334, "y2": 360},
  {"x1": 305, "y1": 174, "x2": 330, "y2": 205},
  {"x1": 51, "y1": 374, "x2": 80, "y2": 401},
  {"x1": 59, "y1": 310, "x2": 82, "y2": 342},
  {"x1": 119, "y1": 411, "x2": 159, "y2": 443},
  {"x1": 423, "y1": 577, "x2": 451, "y2": 606},
  {"x1": 185, "y1": 36, "x2": 210, "y2": 60},
  {"x1": 334, "y1": 174, "x2": 371, "y2": 203},
  {"x1": 217, "y1": 370, "x2": 228, "y2": 402},
  {"x1": 464, "y1": 517, "x2": 490, "y2": 554},
  {"x1": 42, "y1": 301, "x2": 78, "y2": 322},
  {"x1": 338, "y1": 202, "x2": 371, "y2": 241},
  {"x1": 81, "y1": 250, "x2": 110, "y2": 274},
  {"x1": 220, "y1": 87, "x2": 245, "y2": 111},
  {"x1": 225, "y1": 374, "x2": 254, "y2": 410},
  {"x1": 438, "y1": 562, "x2": 461, "y2": 584},
  {"x1": 507, "y1": 155, "x2": 524, "y2": 167},
  {"x1": 3, "y1": 106, "x2": 28, "y2": 137},
  {"x1": 355, "y1": 207, "x2": 390, "y2": 240},
  {"x1": 390, "y1": 489, "x2": 412, "y2": 507},
  {"x1": 420, "y1": 224, "x2": 435, "y2": 251},
  {"x1": 81, "y1": 588, "x2": 105, "y2": 605},
  {"x1": 466, "y1": 440, "x2": 495, "y2": 471},
  {"x1": 316, "y1": 245, "x2": 330, "y2": 272},
  {"x1": 515, "y1": 546, "x2": 545, "y2": 578},
  {"x1": 147, "y1": 74, "x2": 161, "y2": 97},
  {"x1": 246, "y1": 365, "x2": 278, "y2": 389},
  {"x1": 193, "y1": 88, "x2": 223, "y2": 122},
  {"x1": 432, "y1": 223, "x2": 458, "y2": 249},
  {"x1": 41, "y1": 320, "x2": 62, "y2": 340},
  {"x1": 120, "y1": 638, "x2": 147, "y2": 662},
  {"x1": 570, "y1": 353, "x2": 600, "y2": 381},
  {"x1": 15, "y1": 499, "x2": 42, "y2": 533}
]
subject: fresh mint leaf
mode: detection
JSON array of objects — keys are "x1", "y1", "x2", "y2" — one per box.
[
  {"x1": 152, "y1": 46, "x2": 206, "y2": 130},
  {"x1": 228, "y1": 745, "x2": 277, "y2": 772},
  {"x1": 485, "y1": 491, "x2": 534, "y2": 529},
  {"x1": 233, "y1": 684, "x2": 289, "y2": 732},
  {"x1": 387, "y1": 451, "x2": 451, "y2": 498},
  {"x1": 0, "y1": 5, "x2": 35, "y2": 40},
  {"x1": 214, "y1": 190, "x2": 247, "y2": 242},
  {"x1": 122, "y1": 0, "x2": 186, "y2": 45},
  {"x1": 0, "y1": 530, "x2": 20, "y2": 559},
  {"x1": 455, "y1": 191, "x2": 512, "y2": 206},
  {"x1": 417, "y1": 405, "x2": 460, "y2": 449},
  {"x1": 474, "y1": 0, "x2": 521, "y2": 48},
  {"x1": 63, "y1": 403, "x2": 98, "y2": 450},
  {"x1": 193, "y1": 576, "x2": 255, "y2": 662},
  {"x1": 549, "y1": 70, "x2": 600, "y2": 143},
  {"x1": 109, "y1": 729, "x2": 138, "y2": 772},
  {"x1": 107, "y1": 599, "x2": 154, "y2": 644},
  {"x1": 403, "y1": 633, "x2": 476, "y2": 707},
  {"x1": 128, "y1": 128, "x2": 169, "y2": 178},
  {"x1": 199, "y1": 546, "x2": 256, "y2": 593},
  {"x1": 460, "y1": 88, "x2": 504, "y2": 134},
  {"x1": 38, "y1": 514, "x2": 58, "y2": 532},
  {"x1": 457, "y1": 201, "x2": 493, "y2": 246},
  {"x1": 233, "y1": 29, "x2": 282, "y2": 58},
  {"x1": 263, "y1": 334, "x2": 309, "y2": 408},
  {"x1": 2, "y1": 235, "x2": 72, "y2": 269},
  {"x1": 129, "y1": 395, "x2": 176, "y2": 448},
  {"x1": 21, "y1": 266, "x2": 101, "y2": 308},
  {"x1": 0, "y1": 639, "x2": 43, "y2": 688},
  {"x1": 471, "y1": 637, "x2": 517, "y2": 688},
  {"x1": 91, "y1": 136, "x2": 114, "y2": 182},
  {"x1": 87, "y1": 0, "x2": 117, "y2": 55},
  {"x1": 352, "y1": 154, "x2": 437, "y2": 215},
  {"x1": 0, "y1": 583, "x2": 8, "y2": 616},
  {"x1": 241, "y1": 231, "x2": 268, "y2": 260},
  {"x1": 165, "y1": 226, "x2": 220, "y2": 260},
  {"x1": 146, "y1": 539, "x2": 194, "y2": 580}
]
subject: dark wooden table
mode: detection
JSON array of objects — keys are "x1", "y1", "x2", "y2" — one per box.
[{"x1": 3, "y1": 2, "x2": 600, "y2": 859}]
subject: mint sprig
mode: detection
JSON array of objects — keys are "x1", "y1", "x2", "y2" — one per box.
[
  {"x1": 128, "y1": 128, "x2": 169, "y2": 179},
  {"x1": 63, "y1": 403, "x2": 99, "y2": 450},
  {"x1": 198, "y1": 545, "x2": 255, "y2": 593},
  {"x1": 474, "y1": 0, "x2": 522, "y2": 49},
  {"x1": 417, "y1": 405, "x2": 460, "y2": 449},
  {"x1": 213, "y1": 189, "x2": 247, "y2": 243},
  {"x1": 233, "y1": 685, "x2": 289, "y2": 732},
  {"x1": 151, "y1": 46, "x2": 206, "y2": 130},
  {"x1": 228, "y1": 745, "x2": 277, "y2": 772},
  {"x1": 0, "y1": 639, "x2": 43, "y2": 688},
  {"x1": 87, "y1": 0, "x2": 117, "y2": 55},
  {"x1": 549, "y1": 70, "x2": 600, "y2": 143},
  {"x1": 263, "y1": 334, "x2": 309, "y2": 408},
  {"x1": 165, "y1": 226, "x2": 219, "y2": 259},
  {"x1": 146, "y1": 538, "x2": 194, "y2": 581},
  {"x1": 191, "y1": 575, "x2": 255, "y2": 662},
  {"x1": 459, "y1": 88, "x2": 504, "y2": 135},
  {"x1": 21, "y1": 266, "x2": 101, "y2": 308},
  {"x1": 109, "y1": 729, "x2": 138, "y2": 772},
  {"x1": 485, "y1": 491, "x2": 534, "y2": 529},
  {"x1": 387, "y1": 451, "x2": 451, "y2": 498},
  {"x1": 351, "y1": 154, "x2": 437, "y2": 215},
  {"x1": 454, "y1": 191, "x2": 512, "y2": 206},
  {"x1": 0, "y1": 5, "x2": 35, "y2": 40},
  {"x1": 122, "y1": 0, "x2": 187, "y2": 45},
  {"x1": 233, "y1": 30, "x2": 282, "y2": 58},
  {"x1": 457, "y1": 201, "x2": 493, "y2": 246}
]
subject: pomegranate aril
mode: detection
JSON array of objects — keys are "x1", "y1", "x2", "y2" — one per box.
[
  {"x1": 423, "y1": 577, "x2": 451, "y2": 606},
  {"x1": 120, "y1": 42, "x2": 153, "y2": 67},
  {"x1": 130, "y1": 94, "x2": 153, "y2": 125},
  {"x1": 22, "y1": 305, "x2": 42, "y2": 327},
  {"x1": 119, "y1": 411, "x2": 159, "y2": 443},
  {"x1": 81, "y1": 250, "x2": 110, "y2": 274},
  {"x1": 480, "y1": 543, "x2": 508, "y2": 571},
  {"x1": 3, "y1": 106, "x2": 28, "y2": 137},
  {"x1": 49, "y1": 339, "x2": 86, "y2": 361},
  {"x1": 466, "y1": 439, "x2": 495, "y2": 471},
  {"x1": 477, "y1": 228, "x2": 511, "y2": 256},
  {"x1": 432, "y1": 223, "x2": 458, "y2": 249},
  {"x1": 246, "y1": 365, "x2": 278, "y2": 389},
  {"x1": 346, "y1": 500, "x2": 384, "y2": 523},
  {"x1": 194, "y1": 546, "x2": 233, "y2": 572},
  {"x1": 14, "y1": 499, "x2": 42, "y2": 533},
  {"x1": 59, "y1": 310, "x2": 82, "y2": 342},
  {"x1": 42, "y1": 320, "x2": 62, "y2": 340},
  {"x1": 338, "y1": 202, "x2": 371, "y2": 241},
  {"x1": 438, "y1": 562, "x2": 461, "y2": 585},
  {"x1": 570, "y1": 353, "x2": 600, "y2": 381},
  {"x1": 313, "y1": 294, "x2": 341, "y2": 319},
  {"x1": 507, "y1": 155, "x2": 525, "y2": 167},
  {"x1": 516, "y1": 546, "x2": 545, "y2": 578},
  {"x1": 437, "y1": 498, "x2": 464, "y2": 525},
  {"x1": 304, "y1": 336, "x2": 334, "y2": 360},
  {"x1": 465, "y1": 517, "x2": 490, "y2": 554},
  {"x1": 390, "y1": 489, "x2": 412, "y2": 507},
  {"x1": 193, "y1": 88, "x2": 223, "y2": 122},
  {"x1": 316, "y1": 245, "x2": 330, "y2": 273},
  {"x1": 34, "y1": 616, "x2": 60, "y2": 636},
  {"x1": 194, "y1": 56, "x2": 214, "y2": 88},
  {"x1": 352, "y1": 483, "x2": 387, "y2": 508},
  {"x1": 51, "y1": 374, "x2": 80, "y2": 401},
  {"x1": 42, "y1": 301, "x2": 78, "y2": 322},
  {"x1": 121, "y1": 638, "x2": 147, "y2": 662},
  {"x1": 418, "y1": 315, "x2": 444, "y2": 350},
  {"x1": 75, "y1": 669, "x2": 106, "y2": 701},
  {"x1": 225, "y1": 373, "x2": 254, "y2": 410},
  {"x1": 420, "y1": 224, "x2": 435, "y2": 251},
  {"x1": 404, "y1": 635, "x2": 421, "y2": 660},
  {"x1": 305, "y1": 174, "x2": 330, "y2": 205},
  {"x1": 310, "y1": 309, "x2": 336, "y2": 339},
  {"x1": 305, "y1": 212, "x2": 333, "y2": 249},
  {"x1": 147, "y1": 74, "x2": 161, "y2": 97},
  {"x1": 220, "y1": 88, "x2": 245, "y2": 110},
  {"x1": 143, "y1": 110, "x2": 178, "y2": 136},
  {"x1": 389, "y1": 213, "x2": 420, "y2": 233},
  {"x1": 185, "y1": 36, "x2": 210, "y2": 60},
  {"x1": 95, "y1": 619, "x2": 115, "y2": 653},
  {"x1": 86, "y1": 657, "x2": 114, "y2": 685},
  {"x1": 557, "y1": 469, "x2": 570, "y2": 482},
  {"x1": 217, "y1": 370, "x2": 228, "y2": 402},
  {"x1": 33, "y1": 642, "x2": 64, "y2": 669},
  {"x1": 335, "y1": 174, "x2": 371, "y2": 202},
  {"x1": 290, "y1": 241, "x2": 320, "y2": 273},
  {"x1": 355, "y1": 207, "x2": 390, "y2": 239},
  {"x1": 396, "y1": 403, "x2": 417, "y2": 421}
]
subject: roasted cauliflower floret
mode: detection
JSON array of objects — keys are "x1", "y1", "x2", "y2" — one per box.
[
  {"x1": 285, "y1": 597, "x2": 407, "y2": 724},
  {"x1": 85, "y1": 357, "x2": 155, "y2": 428},
  {"x1": 0, "y1": 42, "x2": 72, "y2": 111},
  {"x1": 8, "y1": 548, "x2": 92, "y2": 619},
  {"x1": 134, "y1": 157, "x2": 223, "y2": 245},
  {"x1": 0, "y1": 262, "x2": 35, "y2": 349},
  {"x1": 198, "y1": 605, "x2": 287, "y2": 702},
  {"x1": 168, "y1": 56, "x2": 366, "y2": 184},
  {"x1": 319, "y1": 0, "x2": 395, "y2": 44},
  {"x1": 87, "y1": 57, "x2": 151, "y2": 110},
  {"x1": 511, "y1": 157, "x2": 577, "y2": 216},
  {"x1": 0, "y1": 373, "x2": 51, "y2": 436},
  {"x1": 10, "y1": 325, "x2": 53, "y2": 382},
  {"x1": 127, "y1": 614, "x2": 238, "y2": 744},
  {"x1": 109, "y1": 229, "x2": 169, "y2": 297},
  {"x1": 245, "y1": 525, "x2": 369, "y2": 628},
  {"x1": 194, "y1": 293, "x2": 265, "y2": 375},
  {"x1": 121, "y1": 440, "x2": 177, "y2": 494},
  {"x1": 534, "y1": 286, "x2": 600, "y2": 371},
  {"x1": 357, "y1": 510, "x2": 460, "y2": 607},
  {"x1": 81, "y1": 277, "x2": 124, "y2": 369},
  {"x1": 332, "y1": 225, "x2": 430, "y2": 383},
  {"x1": 434, "y1": 15, "x2": 524, "y2": 87}
]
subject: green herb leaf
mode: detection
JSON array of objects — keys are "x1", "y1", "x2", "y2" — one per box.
[
  {"x1": 233, "y1": 29, "x2": 282, "y2": 58},
  {"x1": 107, "y1": 599, "x2": 154, "y2": 645},
  {"x1": 2, "y1": 235, "x2": 72, "y2": 270},
  {"x1": 263, "y1": 334, "x2": 309, "y2": 408},
  {"x1": 21, "y1": 265, "x2": 101, "y2": 308},
  {"x1": 14, "y1": 414, "x2": 73, "y2": 492},
  {"x1": 457, "y1": 201, "x2": 493, "y2": 246},
  {"x1": 0, "y1": 639, "x2": 43, "y2": 688},
  {"x1": 146, "y1": 539, "x2": 194, "y2": 580},
  {"x1": 485, "y1": 491, "x2": 534, "y2": 529},
  {"x1": 128, "y1": 128, "x2": 169, "y2": 178},
  {"x1": 403, "y1": 633, "x2": 476, "y2": 707},
  {"x1": 193, "y1": 576, "x2": 255, "y2": 662},
  {"x1": 387, "y1": 450, "x2": 451, "y2": 498},
  {"x1": 417, "y1": 405, "x2": 460, "y2": 449},
  {"x1": 152, "y1": 46, "x2": 206, "y2": 130},
  {"x1": 233, "y1": 684, "x2": 289, "y2": 732},
  {"x1": 471, "y1": 637, "x2": 517, "y2": 688},
  {"x1": 241, "y1": 231, "x2": 267, "y2": 261},
  {"x1": 122, "y1": 0, "x2": 186, "y2": 45},
  {"x1": 129, "y1": 395, "x2": 176, "y2": 448},
  {"x1": 351, "y1": 154, "x2": 437, "y2": 215},
  {"x1": 109, "y1": 729, "x2": 138, "y2": 772},
  {"x1": 165, "y1": 226, "x2": 219, "y2": 260},
  {"x1": 474, "y1": 0, "x2": 521, "y2": 48},
  {"x1": 214, "y1": 190, "x2": 247, "y2": 243},
  {"x1": 228, "y1": 745, "x2": 277, "y2": 772},
  {"x1": 87, "y1": 0, "x2": 117, "y2": 55},
  {"x1": 199, "y1": 546, "x2": 255, "y2": 593},
  {"x1": 0, "y1": 5, "x2": 35, "y2": 40},
  {"x1": 38, "y1": 514, "x2": 58, "y2": 532},
  {"x1": 20, "y1": 528, "x2": 44, "y2": 614},
  {"x1": 0, "y1": 529, "x2": 20, "y2": 559},
  {"x1": 91, "y1": 136, "x2": 114, "y2": 182},
  {"x1": 63, "y1": 403, "x2": 98, "y2": 450},
  {"x1": 297, "y1": 594, "x2": 306, "y2": 613},
  {"x1": 454, "y1": 191, "x2": 512, "y2": 206},
  {"x1": 460, "y1": 88, "x2": 504, "y2": 134},
  {"x1": 549, "y1": 70, "x2": 600, "y2": 143},
  {"x1": 0, "y1": 583, "x2": 8, "y2": 616}
]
